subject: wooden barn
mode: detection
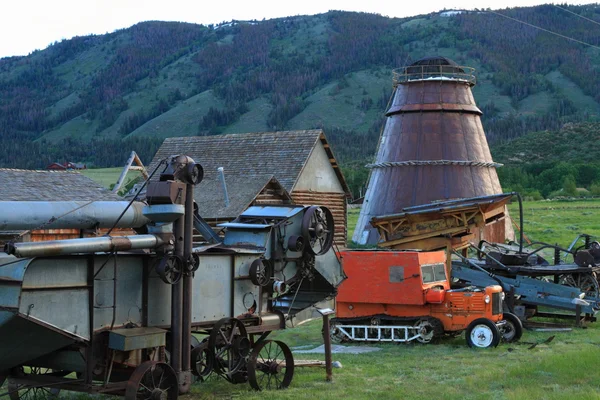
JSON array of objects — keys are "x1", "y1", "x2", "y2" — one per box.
[
  {"x1": 0, "y1": 168, "x2": 124, "y2": 244},
  {"x1": 148, "y1": 129, "x2": 351, "y2": 245}
]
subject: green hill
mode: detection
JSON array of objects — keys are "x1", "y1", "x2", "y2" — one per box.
[{"x1": 2, "y1": 5, "x2": 600, "y2": 197}]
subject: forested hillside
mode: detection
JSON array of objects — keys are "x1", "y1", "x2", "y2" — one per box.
[{"x1": 1, "y1": 5, "x2": 600, "y2": 197}]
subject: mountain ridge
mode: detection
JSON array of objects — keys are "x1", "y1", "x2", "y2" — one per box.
[{"x1": 1, "y1": 5, "x2": 600, "y2": 197}]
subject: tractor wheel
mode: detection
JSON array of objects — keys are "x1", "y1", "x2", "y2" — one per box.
[
  {"x1": 465, "y1": 318, "x2": 501, "y2": 348},
  {"x1": 499, "y1": 312, "x2": 523, "y2": 343}
]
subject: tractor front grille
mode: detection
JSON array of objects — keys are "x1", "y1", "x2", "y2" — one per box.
[{"x1": 492, "y1": 292, "x2": 502, "y2": 315}]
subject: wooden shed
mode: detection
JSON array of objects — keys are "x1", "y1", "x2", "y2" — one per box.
[
  {"x1": 0, "y1": 168, "x2": 125, "y2": 244},
  {"x1": 148, "y1": 129, "x2": 351, "y2": 245}
]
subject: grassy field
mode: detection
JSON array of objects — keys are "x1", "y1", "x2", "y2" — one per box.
[
  {"x1": 188, "y1": 319, "x2": 600, "y2": 400},
  {"x1": 507, "y1": 198, "x2": 600, "y2": 253}
]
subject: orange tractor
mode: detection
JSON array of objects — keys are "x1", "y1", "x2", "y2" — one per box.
[{"x1": 331, "y1": 250, "x2": 522, "y2": 348}]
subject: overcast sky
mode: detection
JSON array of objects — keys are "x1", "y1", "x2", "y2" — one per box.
[{"x1": 0, "y1": 1, "x2": 595, "y2": 58}]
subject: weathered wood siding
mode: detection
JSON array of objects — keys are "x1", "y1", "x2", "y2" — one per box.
[{"x1": 291, "y1": 190, "x2": 347, "y2": 246}]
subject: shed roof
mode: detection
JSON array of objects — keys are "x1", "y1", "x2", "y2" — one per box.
[
  {"x1": 148, "y1": 130, "x2": 350, "y2": 195},
  {"x1": 196, "y1": 174, "x2": 291, "y2": 220},
  {"x1": 0, "y1": 169, "x2": 121, "y2": 201}
]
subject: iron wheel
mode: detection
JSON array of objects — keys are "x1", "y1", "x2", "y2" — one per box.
[
  {"x1": 208, "y1": 318, "x2": 249, "y2": 382},
  {"x1": 191, "y1": 342, "x2": 213, "y2": 380},
  {"x1": 248, "y1": 340, "x2": 294, "y2": 390},
  {"x1": 124, "y1": 361, "x2": 178, "y2": 400},
  {"x1": 7, "y1": 368, "x2": 62, "y2": 400},
  {"x1": 558, "y1": 272, "x2": 599, "y2": 300}
]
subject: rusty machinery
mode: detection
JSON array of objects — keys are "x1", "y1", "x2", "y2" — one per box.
[
  {"x1": 369, "y1": 192, "x2": 600, "y2": 324},
  {"x1": 0, "y1": 155, "x2": 344, "y2": 398}
]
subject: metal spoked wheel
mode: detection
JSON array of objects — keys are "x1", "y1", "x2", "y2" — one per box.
[
  {"x1": 248, "y1": 340, "x2": 294, "y2": 391},
  {"x1": 301, "y1": 206, "x2": 334, "y2": 256},
  {"x1": 208, "y1": 317, "x2": 249, "y2": 383},
  {"x1": 465, "y1": 318, "x2": 501, "y2": 348},
  {"x1": 558, "y1": 272, "x2": 599, "y2": 299},
  {"x1": 124, "y1": 361, "x2": 178, "y2": 400},
  {"x1": 414, "y1": 319, "x2": 435, "y2": 344},
  {"x1": 191, "y1": 342, "x2": 213, "y2": 380},
  {"x1": 7, "y1": 368, "x2": 62, "y2": 400}
]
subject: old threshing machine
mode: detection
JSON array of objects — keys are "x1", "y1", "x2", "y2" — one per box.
[{"x1": 0, "y1": 155, "x2": 343, "y2": 398}]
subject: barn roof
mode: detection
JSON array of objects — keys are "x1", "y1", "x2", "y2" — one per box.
[
  {"x1": 148, "y1": 130, "x2": 350, "y2": 195},
  {"x1": 196, "y1": 174, "x2": 291, "y2": 221},
  {"x1": 0, "y1": 169, "x2": 121, "y2": 201}
]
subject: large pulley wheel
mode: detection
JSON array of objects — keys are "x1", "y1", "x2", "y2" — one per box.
[
  {"x1": 191, "y1": 342, "x2": 213, "y2": 380},
  {"x1": 558, "y1": 272, "x2": 599, "y2": 300},
  {"x1": 248, "y1": 340, "x2": 294, "y2": 391},
  {"x1": 301, "y1": 206, "x2": 334, "y2": 256},
  {"x1": 125, "y1": 361, "x2": 178, "y2": 400},
  {"x1": 208, "y1": 318, "x2": 249, "y2": 382},
  {"x1": 7, "y1": 368, "x2": 64, "y2": 400},
  {"x1": 249, "y1": 259, "x2": 270, "y2": 287},
  {"x1": 156, "y1": 255, "x2": 183, "y2": 285}
]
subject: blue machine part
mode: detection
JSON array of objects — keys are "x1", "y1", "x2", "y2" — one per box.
[
  {"x1": 237, "y1": 205, "x2": 305, "y2": 219},
  {"x1": 452, "y1": 262, "x2": 599, "y2": 315}
]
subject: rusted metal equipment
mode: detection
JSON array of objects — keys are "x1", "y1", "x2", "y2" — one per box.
[
  {"x1": 354, "y1": 56, "x2": 508, "y2": 245},
  {"x1": 0, "y1": 155, "x2": 344, "y2": 398},
  {"x1": 366, "y1": 191, "x2": 599, "y2": 323},
  {"x1": 331, "y1": 250, "x2": 518, "y2": 348},
  {"x1": 371, "y1": 193, "x2": 513, "y2": 254}
]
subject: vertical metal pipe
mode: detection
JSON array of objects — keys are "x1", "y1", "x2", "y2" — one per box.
[
  {"x1": 516, "y1": 192, "x2": 524, "y2": 254},
  {"x1": 182, "y1": 184, "x2": 194, "y2": 373},
  {"x1": 218, "y1": 167, "x2": 230, "y2": 207},
  {"x1": 171, "y1": 217, "x2": 184, "y2": 374},
  {"x1": 322, "y1": 314, "x2": 333, "y2": 382}
]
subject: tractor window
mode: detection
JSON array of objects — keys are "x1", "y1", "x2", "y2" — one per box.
[{"x1": 421, "y1": 263, "x2": 447, "y2": 284}]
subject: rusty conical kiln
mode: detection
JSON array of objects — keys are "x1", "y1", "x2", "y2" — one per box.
[{"x1": 353, "y1": 57, "x2": 509, "y2": 245}]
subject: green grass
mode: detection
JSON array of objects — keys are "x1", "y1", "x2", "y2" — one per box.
[
  {"x1": 472, "y1": 80, "x2": 515, "y2": 115},
  {"x1": 39, "y1": 115, "x2": 100, "y2": 141},
  {"x1": 126, "y1": 90, "x2": 224, "y2": 139},
  {"x1": 81, "y1": 167, "x2": 142, "y2": 190},
  {"x1": 223, "y1": 97, "x2": 272, "y2": 134},
  {"x1": 508, "y1": 198, "x2": 600, "y2": 260},
  {"x1": 287, "y1": 69, "x2": 390, "y2": 132},
  {"x1": 518, "y1": 91, "x2": 553, "y2": 116},
  {"x1": 546, "y1": 70, "x2": 600, "y2": 115},
  {"x1": 186, "y1": 318, "x2": 600, "y2": 399}
]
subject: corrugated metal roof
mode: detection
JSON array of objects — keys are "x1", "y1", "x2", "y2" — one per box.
[
  {"x1": 148, "y1": 130, "x2": 349, "y2": 194},
  {"x1": 0, "y1": 169, "x2": 121, "y2": 201}
]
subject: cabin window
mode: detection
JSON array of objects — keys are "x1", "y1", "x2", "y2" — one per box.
[{"x1": 421, "y1": 263, "x2": 447, "y2": 284}]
